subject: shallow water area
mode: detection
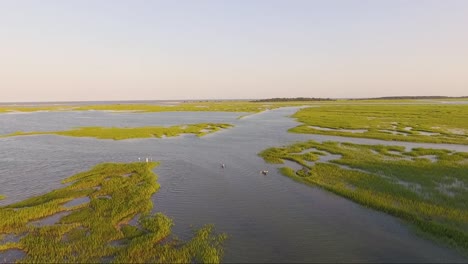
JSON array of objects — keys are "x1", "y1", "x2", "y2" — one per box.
[
  {"x1": 29, "y1": 211, "x2": 71, "y2": 227},
  {"x1": 0, "y1": 111, "x2": 243, "y2": 135},
  {"x1": 0, "y1": 249, "x2": 25, "y2": 264},
  {"x1": 417, "y1": 131, "x2": 441, "y2": 136},
  {"x1": 379, "y1": 129, "x2": 409, "y2": 136},
  {"x1": 0, "y1": 107, "x2": 467, "y2": 262},
  {"x1": 309, "y1": 126, "x2": 368, "y2": 133},
  {"x1": 63, "y1": 197, "x2": 90, "y2": 208}
]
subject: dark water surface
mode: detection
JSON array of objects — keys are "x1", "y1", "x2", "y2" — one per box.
[{"x1": 1, "y1": 108, "x2": 467, "y2": 263}]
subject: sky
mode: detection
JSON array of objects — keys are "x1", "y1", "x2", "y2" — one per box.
[{"x1": 1, "y1": 0, "x2": 467, "y2": 102}]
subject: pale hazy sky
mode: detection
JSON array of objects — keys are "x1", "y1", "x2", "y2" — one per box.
[{"x1": 1, "y1": 0, "x2": 467, "y2": 102}]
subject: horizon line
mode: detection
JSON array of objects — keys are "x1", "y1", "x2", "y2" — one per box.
[{"x1": 1, "y1": 95, "x2": 467, "y2": 105}]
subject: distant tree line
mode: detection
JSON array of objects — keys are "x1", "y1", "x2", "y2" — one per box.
[
  {"x1": 352, "y1": 96, "x2": 468, "y2": 100},
  {"x1": 251, "y1": 97, "x2": 335, "y2": 102}
]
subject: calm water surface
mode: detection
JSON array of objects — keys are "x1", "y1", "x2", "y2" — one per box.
[{"x1": 0, "y1": 108, "x2": 467, "y2": 263}]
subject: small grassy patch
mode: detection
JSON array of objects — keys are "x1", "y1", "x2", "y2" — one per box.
[
  {"x1": 290, "y1": 104, "x2": 468, "y2": 145},
  {"x1": 0, "y1": 162, "x2": 226, "y2": 263},
  {"x1": 1, "y1": 123, "x2": 233, "y2": 140},
  {"x1": 259, "y1": 141, "x2": 468, "y2": 252}
]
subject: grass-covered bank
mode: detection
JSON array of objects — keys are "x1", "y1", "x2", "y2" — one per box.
[
  {"x1": 0, "y1": 101, "x2": 309, "y2": 114},
  {"x1": 1, "y1": 99, "x2": 452, "y2": 114},
  {"x1": 0, "y1": 162, "x2": 226, "y2": 263},
  {"x1": 290, "y1": 104, "x2": 468, "y2": 145},
  {"x1": 259, "y1": 141, "x2": 468, "y2": 252},
  {"x1": 1, "y1": 123, "x2": 232, "y2": 140}
]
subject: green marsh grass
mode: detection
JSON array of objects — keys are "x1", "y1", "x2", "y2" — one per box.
[
  {"x1": 0, "y1": 101, "x2": 310, "y2": 114},
  {"x1": 0, "y1": 162, "x2": 226, "y2": 263},
  {"x1": 0, "y1": 99, "x2": 464, "y2": 114},
  {"x1": 260, "y1": 141, "x2": 468, "y2": 251},
  {"x1": 0, "y1": 99, "x2": 419, "y2": 114},
  {"x1": 1, "y1": 123, "x2": 233, "y2": 140},
  {"x1": 290, "y1": 104, "x2": 468, "y2": 145}
]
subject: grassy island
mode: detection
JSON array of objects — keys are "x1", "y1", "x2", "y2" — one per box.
[
  {"x1": 290, "y1": 104, "x2": 468, "y2": 145},
  {"x1": 260, "y1": 140, "x2": 468, "y2": 252},
  {"x1": 2, "y1": 123, "x2": 233, "y2": 140},
  {"x1": 0, "y1": 101, "x2": 303, "y2": 114},
  {"x1": 0, "y1": 162, "x2": 226, "y2": 263},
  {"x1": 0, "y1": 99, "x2": 467, "y2": 114}
]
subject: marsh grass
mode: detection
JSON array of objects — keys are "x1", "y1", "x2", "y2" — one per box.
[
  {"x1": 72, "y1": 102, "x2": 273, "y2": 113},
  {"x1": 1, "y1": 123, "x2": 233, "y2": 140},
  {"x1": 259, "y1": 140, "x2": 468, "y2": 252},
  {"x1": 0, "y1": 101, "x2": 314, "y2": 114},
  {"x1": 1, "y1": 98, "x2": 461, "y2": 114},
  {"x1": 0, "y1": 162, "x2": 226, "y2": 263},
  {"x1": 290, "y1": 104, "x2": 468, "y2": 145}
]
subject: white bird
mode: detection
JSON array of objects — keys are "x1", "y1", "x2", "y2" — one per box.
[
  {"x1": 221, "y1": 163, "x2": 225, "y2": 168},
  {"x1": 138, "y1": 157, "x2": 141, "y2": 162}
]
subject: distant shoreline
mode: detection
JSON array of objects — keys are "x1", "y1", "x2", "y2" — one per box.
[
  {"x1": 0, "y1": 100, "x2": 186, "y2": 107},
  {"x1": 0, "y1": 96, "x2": 467, "y2": 106}
]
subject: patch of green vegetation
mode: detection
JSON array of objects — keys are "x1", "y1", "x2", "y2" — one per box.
[
  {"x1": 73, "y1": 102, "x2": 273, "y2": 113},
  {"x1": 2, "y1": 99, "x2": 426, "y2": 114},
  {"x1": 290, "y1": 104, "x2": 468, "y2": 145},
  {"x1": 0, "y1": 106, "x2": 70, "y2": 113},
  {"x1": 1, "y1": 123, "x2": 233, "y2": 140},
  {"x1": 251, "y1": 97, "x2": 335, "y2": 102},
  {"x1": 0, "y1": 101, "x2": 312, "y2": 114},
  {"x1": 0, "y1": 195, "x2": 5, "y2": 200},
  {"x1": 2, "y1": 99, "x2": 463, "y2": 114},
  {"x1": 259, "y1": 140, "x2": 468, "y2": 251},
  {"x1": 0, "y1": 162, "x2": 226, "y2": 263}
]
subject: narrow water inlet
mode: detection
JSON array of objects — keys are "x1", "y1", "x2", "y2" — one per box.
[
  {"x1": 63, "y1": 197, "x2": 90, "y2": 208},
  {"x1": 29, "y1": 211, "x2": 71, "y2": 227},
  {"x1": 309, "y1": 126, "x2": 368, "y2": 133}
]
